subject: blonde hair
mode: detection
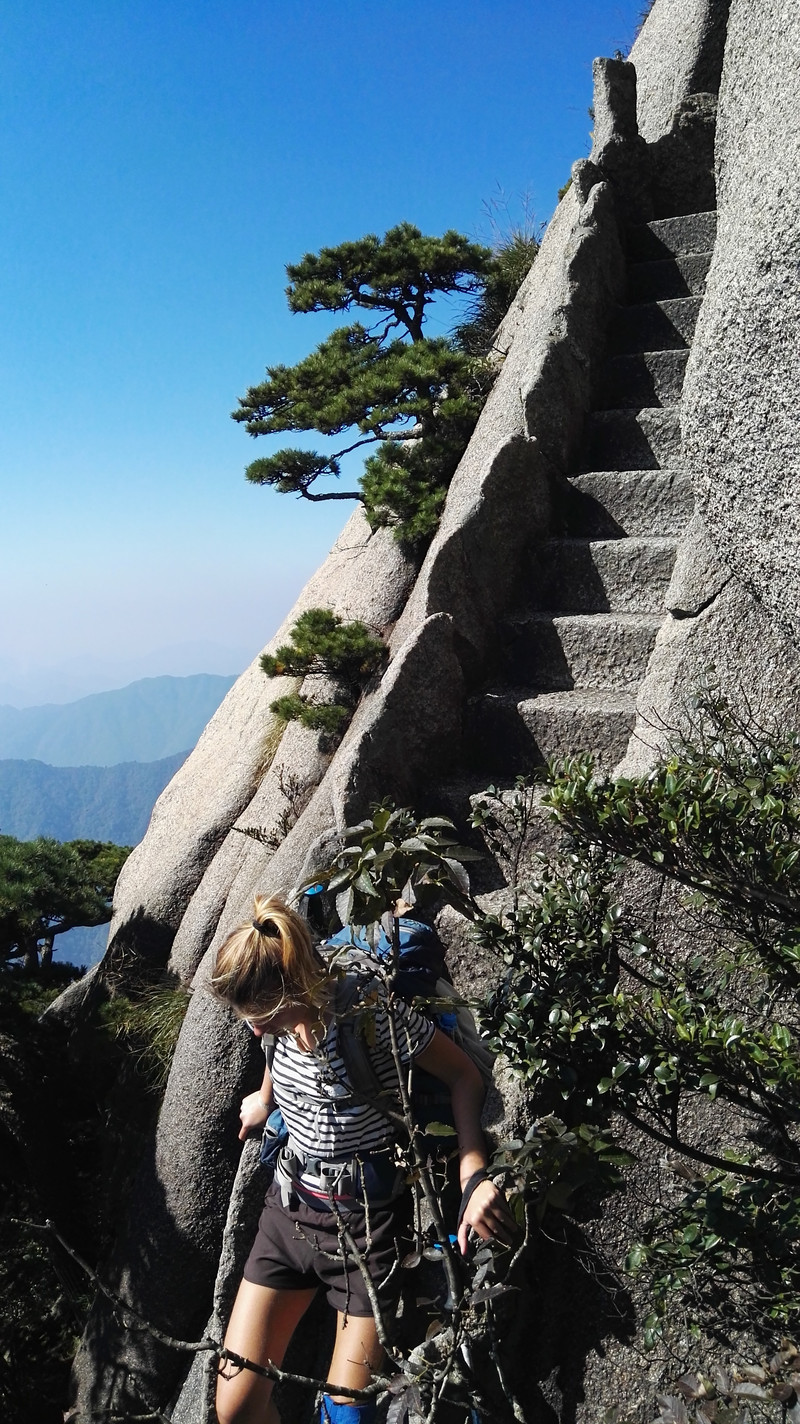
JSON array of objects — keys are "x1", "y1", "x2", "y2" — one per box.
[{"x1": 210, "y1": 894, "x2": 328, "y2": 1024}]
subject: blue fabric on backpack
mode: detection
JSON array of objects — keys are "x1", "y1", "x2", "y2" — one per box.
[
  {"x1": 259, "y1": 1107, "x2": 289, "y2": 1174},
  {"x1": 320, "y1": 1395, "x2": 376, "y2": 1424},
  {"x1": 325, "y1": 916, "x2": 447, "y2": 1001}
]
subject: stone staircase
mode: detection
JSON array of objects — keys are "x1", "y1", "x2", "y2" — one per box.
[{"x1": 464, "y1": 207, "x2": 717, "y2": 780}]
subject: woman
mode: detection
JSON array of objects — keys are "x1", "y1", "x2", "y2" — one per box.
[{"x1": 211, "y1": 894, "x2": 514, "y2": 1424}]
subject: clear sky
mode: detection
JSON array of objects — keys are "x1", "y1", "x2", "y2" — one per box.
[{"x1": 0, "y1": 0, "x2": 643, "y2": 706}]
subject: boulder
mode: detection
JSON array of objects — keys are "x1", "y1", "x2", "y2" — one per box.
[{"x1": 663, "y1": 511, "x2": 730, "y2": 618}]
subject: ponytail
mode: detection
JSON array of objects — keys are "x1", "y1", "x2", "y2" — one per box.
[{"x1": 210, "y1": 894, "x2": 327, "y2": 1022}]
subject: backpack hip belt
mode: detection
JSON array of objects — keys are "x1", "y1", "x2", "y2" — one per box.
[{"x1": 273, "y1": 1142, "x2": 404, "y2": 1210}]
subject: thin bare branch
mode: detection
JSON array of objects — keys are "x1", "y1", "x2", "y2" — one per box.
[
  {"x1": 324, "y1": 1191, "x2": 397, "y2": 1358},
  {"x1": 20, "y1": 1219, "x2": 386, "y2": 1403}
]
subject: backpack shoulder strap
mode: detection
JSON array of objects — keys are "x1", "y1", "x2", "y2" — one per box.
[
  {"x1": 431, "y1": 977, "x2": 496, "y2": 1090},
  {"x1": 334, "y1": 973, "x2": 396, "y2": 1121}
]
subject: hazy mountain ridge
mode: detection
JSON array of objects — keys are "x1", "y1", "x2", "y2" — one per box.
[
  {"x1": 0, "y1": 752, "x2": 189, "y2": 844},
  {"x1": 0, "y1": 673, "x2": 237, "y2": 766}
]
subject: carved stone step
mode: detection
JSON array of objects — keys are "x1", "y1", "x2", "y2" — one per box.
[
  {"x1": 611, "y1": 296, "x2": 702, "y2": 353},
  {"x1": 598, "y1": 349, "x2": 689, "y2": 409},
  {"x1": 627, "y1": 210, "x2": 717, "y2": 261},
  {"x1": 627, "y1": 252, "x2": 712, "y2": 302},
  {"x1": 504, "y1": 611, "x2": 663, "y2": 690},
  {"x1": 531, "y1": 537, "x2": 677, "y2": 613},
  {"x1": 579, "y1": 408, "x2": 682, "y2": 471},
  {"x1": 565, "y1": 469, "x2": 694, "y2": 538},
  {"x1": 467, "y1": 688, "x2": 636, "y2": 773}
]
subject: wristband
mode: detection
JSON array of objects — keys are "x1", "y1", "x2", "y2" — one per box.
[{"x1": 457, "y1": 1168, "x2": 491, "y2": 1228}]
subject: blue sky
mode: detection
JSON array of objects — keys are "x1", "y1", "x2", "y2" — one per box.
[{"x1": 0, "y1": 1, "x2": 643, "y2": 705}]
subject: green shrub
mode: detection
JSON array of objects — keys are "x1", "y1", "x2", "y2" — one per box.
[
  {"x1": 261, "y1": 608, "x2": 387, "y2": 741},
  {"x1": 261, "y1": 608, "x2": 386, "y2": 687},
  {"x1": 361, "y1": 434, "x2": 453, "y2": 546},
  {"x1": 268, "y1": 694, "x2": 351, "y2": 737}
]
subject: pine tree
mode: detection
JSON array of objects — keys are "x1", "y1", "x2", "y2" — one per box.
[
  {"x1": 233, "y1": 223, "x2": 493, "y2": 546},
  {"x1": 0, "y1": 836, "x2": 130, "y2": 969}
]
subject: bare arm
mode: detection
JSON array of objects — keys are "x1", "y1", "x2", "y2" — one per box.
[
  {"x1": 238, "y1": 1059, "x2": 273, "y2": 1142},
  {"x1": 415, "y1": 1029, "x2": 515, "y2": 1252}
]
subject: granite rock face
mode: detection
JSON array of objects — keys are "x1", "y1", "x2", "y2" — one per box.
[
  {"x1": 167, "y1": 718, "x2": 330, "y2": 984},
  {"x1": 393, "y1": 179, "x2": 626, "y2": 674},
  {"x1": 590, "y1": 58, "x2": 652, "y2": 222},
  {"x1": 195, "y1": 609, "x2": 466, "y2": 958},
  {"x1": 683, "y1": 0, "x2": 800, "y2": 642},
  {"x1": 73, "y1": 512, "x2": 415, "y2": 985},
  {"x1": 629, "y1": 0, "x2": 731, "y2": 141},
  {"x1": 71, "y1": 989, "x2": 260, "y2": 1417},
  {"x1": 649, "y1": 90, "x2": 718, "y2": 216},
  {"x1": 623, "y1": 0, "x2": 800, "y2": 770},
  {"x1": 619, "y1": 576, "x2": 800, "y2": 776}
]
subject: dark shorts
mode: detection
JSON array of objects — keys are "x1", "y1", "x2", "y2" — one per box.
[{"x1": 243, "y1": 1182, "x2": 411, "y2": 1316}]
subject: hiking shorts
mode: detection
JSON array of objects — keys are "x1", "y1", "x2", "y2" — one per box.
[{"x1": 243, "y1": 1182, "x2": 411, "y2": 1316}]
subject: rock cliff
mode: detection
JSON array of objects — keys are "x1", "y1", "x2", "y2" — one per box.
[{"x1": 65, "y1": 0, "x2": 800, "y2": 1416}]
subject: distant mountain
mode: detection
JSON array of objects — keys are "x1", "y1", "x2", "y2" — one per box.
[
  {"x1": 0, "y1": 673, "x2": 237, "y2": 766},
  {"x1": 0, "y1": 753, "x2": 188, "y2": 843}
]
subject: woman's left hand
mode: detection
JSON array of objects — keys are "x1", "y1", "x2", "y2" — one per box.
[
  {"x1": 458, "y1": 1179, "x2": 517, "y2": 1255},
  {"x1": 238, "y1": 1091, "x2": 270, "y2": 1141}
]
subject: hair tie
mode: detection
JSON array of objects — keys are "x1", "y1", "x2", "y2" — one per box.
[{"x1": 252, "y1": 918, "x2": 279, "y2": 937}]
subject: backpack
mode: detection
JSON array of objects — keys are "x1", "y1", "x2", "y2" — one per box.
[
  {"x1": 324, "y1": 916, "x2": 495, "y2": 1129},
  {"x1": 259, "y1": 916, "x2": 495, "y2": 1168}
]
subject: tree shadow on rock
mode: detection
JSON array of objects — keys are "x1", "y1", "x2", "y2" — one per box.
[
  {"x1": 501, "y1": 1220, "x2": 635, "y2": 1424},
  {"x1": 105, "y1": 906, "x2": 176, "y2": 978}
]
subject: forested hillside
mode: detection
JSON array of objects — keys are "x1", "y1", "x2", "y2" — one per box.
[
  {"x1": 0, "y1": 674, "x2": 236, "y2": 765},
  {"x1": 0, "y1": 753, "x2": 187, "y2": 843}
]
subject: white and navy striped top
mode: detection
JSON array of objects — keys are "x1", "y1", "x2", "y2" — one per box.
[{"x1": 269, "y1": 998, "x2": 435, "y2": 1160}]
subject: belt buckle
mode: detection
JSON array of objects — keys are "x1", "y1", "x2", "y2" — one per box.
[{"x1": 323, "y1": 1159, "x2": 354, "y2": 1195}]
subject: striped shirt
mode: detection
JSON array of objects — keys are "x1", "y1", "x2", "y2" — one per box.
[{"x1": 269, "y1": 997, "x2": 435, "y2": 1160}]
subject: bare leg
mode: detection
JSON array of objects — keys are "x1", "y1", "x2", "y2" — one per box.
[
  {"x1": 216, "y1": 1278, "x2": 317, "y2": 1424},
  {"x1": 326, "y1": 1310, "x2": 384, "y2": 1405}
]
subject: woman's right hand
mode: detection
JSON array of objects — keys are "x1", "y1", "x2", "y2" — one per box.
[{"x1": 238, "y1": 1092, "x2": 270, "y2": 1141}]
